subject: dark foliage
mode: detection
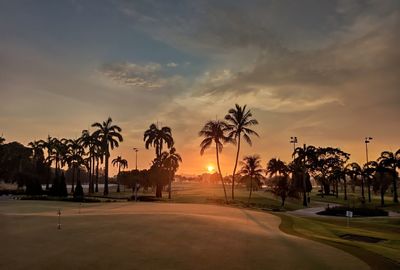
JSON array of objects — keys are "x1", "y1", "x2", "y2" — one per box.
[
  {"x1": 73, "y1": 180, "x2": 84, "y2": 201},
  {"x1": 318, "y1": 206, "x2": 388, "y2": 217}
]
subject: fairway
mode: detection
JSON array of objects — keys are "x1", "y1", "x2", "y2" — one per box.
[{"x1": 0, "y1": 201, "x2": 368, "y2": 270}]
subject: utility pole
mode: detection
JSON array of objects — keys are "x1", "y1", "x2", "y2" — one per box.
[{"x1": 133, "y1": 148, "x2": 139, "y2": 170}]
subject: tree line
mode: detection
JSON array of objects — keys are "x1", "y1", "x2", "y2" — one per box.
[
  {"x1": 199, "y1": 104, "x2": 399, "y2": 206},
  {"x1": 0, "y1": 117, "x2": 182, "y2": 199}
]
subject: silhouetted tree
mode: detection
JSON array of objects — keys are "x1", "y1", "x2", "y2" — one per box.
[
  {"x1": 239, "y1": 155, "x2": 263, "y2": 203},
  {"x1": 225, "y1": 104, "x2": 259, "y2": 200},
  {"x1": 267, "y1": 158, "x2": 288, "y2": 177},
  {"x1": 92, "y1": 117, "x2": 123, "y2": 195},
  {"x1": 199, "y1": 120, "x2": 233, "y2": 203},
  {"x1": 112, "y1": 156, "x2": 128, "y2": 192},
  {"x1": 378, "y1": 151, "x2": 399, "y2": 203},
  {"x1": 144, "y1": 124, "x2": 174, "y2": 159},
  {"x1": 160, "y1": 147, "x2": 182, "y2": 199},
  {"x1": 293, "y1": 145, "x2": 317, "y2": 206}
]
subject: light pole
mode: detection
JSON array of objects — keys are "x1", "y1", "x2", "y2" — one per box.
[
  {"x1": 364, "y1": 137, "x2": 372, "y2": 203},
  {"x1": 133, "y1": 147, "x2": 139, "y2": 170},
  {"x1": 290, "y1": 136, "x2": 298, "y2": 158},
  {"x1": 364, "y1": 137, "x2": 373, "y2": 163}
]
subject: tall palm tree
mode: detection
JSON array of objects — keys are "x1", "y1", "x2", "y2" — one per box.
[
  {"x1": 65, "y1": 139, "x2": 85, "y2": 193},
  {"x1": 80, "y1": 130, "x2": 99, "y2": 193},
  {"x1": 112, "y1": 156, "x2": 128, "y2": 192},
  {"x1": 38, "y1": 135, "x2": 54, "y2": 190},
  {"x1": 199, "y1": 120, "x2": 233, "y2": 203},
  {"x1": 93, "y1": 144, "x2": 103, "y2": 193},
  {"x1": 366, "y1": 161, "x2": 392, "y2": 206},
  {"x1": 363, "y1": 162, "x2": 375, "y2": 202},
  {"x1": 266, "y1": 158, "x2": 288, "y2": 177},
  {"x1": 239, "y1": 155, "x2": 264, "y2": 203},
  {"x1": 378, "y1": 151, "x2": 399, "y2": 203},
  {"x1": 293, "y1": 145, "x2": 317, "y2": 206},
  {"x1": 225, "y1": 104, "x2": 259, "y2": 200},
  {"x1": 92, "y1": 117, "x2": 123, "y2": 196},
  {"x1": 28, "y1": 140, "x2": 45, "y2": 172},
  {"x1": 160, "y1": 147, "x2": 182, "y2": 199},
  {"x1": 144, "y1": 123, "x2": 174, "y2": 159}
]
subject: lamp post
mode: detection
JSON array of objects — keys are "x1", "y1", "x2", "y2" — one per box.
[
  {"x1": 133, "y1": 148, "x2": 139, "y2": 170},
  {"x1": 290, "y1": 136, "x2": 298, "y2": 158},
  {"x1": 364, "y1": 137, "x2": 373, "y2": 203},
  {"x1": 364, "y1": 137, "x2": 373, "y2": 163}
]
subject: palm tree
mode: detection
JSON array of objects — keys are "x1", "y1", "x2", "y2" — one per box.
[
  {"x1": 266, "y1": 158, "x2": 288, "y2": 177},
  {"x1": 378, "y1": 151, "x2": 399, "y2": 203},
  {"x1": 112, "y1": 156, "x2": 128, "y2": 192},
  {"x1": 28, "y1": 140, "x2": 45, "y2": 172},
  {"x1": 160, "y1": 147, "x2": 182, "y2": 199},
  {"x1": 239, "y1": 155, "x2": 264, "y2": 203},
  {"x1": 144, "y1": 123, "x2": 174, "y2": 159},
  {"x1": 366, "y1": 161, "x2": 392, "y2": 206},
  {"x1": 93, "y1": 144, "x2": 103, "y2": 193},
  {"x1": 345, "y1": 162, "x2": 364, "y2": 202},
  {"x1": 92, "y1": 117, "x2": 123, "y2": 196},
  {"x1": 64, "y1": 139, "x2": 85, "y2": 193},
  {"x1": 293, "y1": 145, "x2": 317, "y2": 206},
  {"x1": 38, "y1": 136, "x2": 54, "y2": 190},
  {"x1": 80, "y1": 130, "x2": 99, "y2": 193},
  {"x1": 225, "y1": 104, "x2": 259, "y2": 200},
  {"x1": 199, "y1": 120, "x2": 233, "y2": 203},
  {"x1": 362, "y1": 162, "x2": 375, "y2": 202}
]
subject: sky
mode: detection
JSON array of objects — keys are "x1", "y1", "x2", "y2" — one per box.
[{"x1": 1, "y1": 0, "x2": 399, "y2": 176}]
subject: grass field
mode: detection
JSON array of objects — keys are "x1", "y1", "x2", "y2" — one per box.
[
  {"x1": 1, "y1": 200, "x2": 370, "y2": 270},
  {"x1": 1, "y1": 182, "x2": 399, "y2": 269}
]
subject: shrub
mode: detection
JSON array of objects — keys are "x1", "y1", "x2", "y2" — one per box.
[
  {"x1": 73, "y1": 180, "x2": 84, "y2": 201},
  {"x1": 317, "y1": 206, "x2": 388, "y2": 217}
]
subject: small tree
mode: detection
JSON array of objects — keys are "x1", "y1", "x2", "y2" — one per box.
[
  {"x1": 269, "y1": 175, "x2": 299, "y2": 207},
  {"x1": 73, "y1": 180, "x2": 84, "y2": 201},
  {"x1": 59, "y1": 172, "x2": 68, "y2": 197}
]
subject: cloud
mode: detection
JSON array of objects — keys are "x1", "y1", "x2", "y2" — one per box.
[
  {"x1": 166, "y1": 62, "x2": 178, "y2": 68},
  {"x1": 100, "y1": 62, "x2": 162, "y2": 88}
]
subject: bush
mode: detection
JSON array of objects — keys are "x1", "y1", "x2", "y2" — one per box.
[
  {"x1": 317, "y1": 206, "x2": 388, "y2": 217},
  {"x1": 73, "y1": 180, "x2": 84, "y2": 201},
  {"x1": 58, "y1": 173, "x2": 68, "y2": 197}
]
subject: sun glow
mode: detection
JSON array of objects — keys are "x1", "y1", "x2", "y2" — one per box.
[{"x1": 207, "y1": 165, "x2": 215, "y2": 173}]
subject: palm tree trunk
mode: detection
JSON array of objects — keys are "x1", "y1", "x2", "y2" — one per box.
[
  {"x1": 95, "y1": 159, "x2": 99, "y2": 193},
  {"x1": 344, "y1": 177, "x2": 347, "y2": 200},
  {"x1": 302, "y1": 170, "x2": 308, "y2": 207},
  {"x1": 381, "y1": 185, "x2": 385, "y2": 206},
  {"x1": 71, "y1": 166, "x2": 75, "y2": 193},
  {"x1": 88, "y1": 155, "x2": 93, "y2": 193},
  {"x1": 367, "y1": 178, "x2": 371, "y2": 202},
  {"x1": 104, "y1": 148, "x2": 109, "y2": 196},
  {"x1": 248, "y1": 176, "x2": 253, "y2": 204},
  {"x1": 216, "y1": 144, "x2": 228, "y2": 203},
  {"x1": 361, "y1": 176, "x2": 365, "y2": 203},
  {"x1": 168, "y1": 170, "x2": 172, "y2": 199},
  {"x1": 393, "y1": 173, "x2": 398, "y2": 203},
  {"x1": 117, "y1": 164, "x2": 121, "y2": 193},
  {"x1": 231, "y1": 135, "x2": 241, "y2": 200}
]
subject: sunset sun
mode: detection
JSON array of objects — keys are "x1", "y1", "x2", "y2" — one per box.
[{"x1": 207, "y1": 165, "x2": 215, "y2": 173}]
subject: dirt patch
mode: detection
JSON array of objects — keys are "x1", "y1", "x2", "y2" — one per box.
[{"x1": 340, "y1": 234, "x2": 386, "y2": 243}]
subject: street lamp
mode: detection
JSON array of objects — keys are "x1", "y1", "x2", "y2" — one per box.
[
  {"x1": 290, "y1": 136, "x2": 298, "y2": 155},
  {"x1": 364, "y1": 137, "x2": 373, "y2": 163},
  {"x1": 133, "y1": 147, "x2": 139, "y2": 170}
]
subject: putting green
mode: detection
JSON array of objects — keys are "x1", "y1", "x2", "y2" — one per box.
[{"x1": 0, "y1": 201, "x2": 369, "y2": 269}]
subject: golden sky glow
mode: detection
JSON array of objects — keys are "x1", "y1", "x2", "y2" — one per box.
[{"x1": 0, "y1": 1, "x2": 399, "y2": 176}]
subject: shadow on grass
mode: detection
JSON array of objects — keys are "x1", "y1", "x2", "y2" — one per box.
[{"x1": 273, "y1": 213, "x2": 400, "y2": 270}]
